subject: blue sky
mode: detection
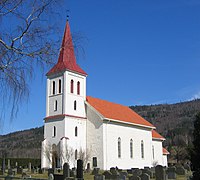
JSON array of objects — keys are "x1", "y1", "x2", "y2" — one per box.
[{"x1": 1, "y1": 0, "x2": 200, "y2": 134}]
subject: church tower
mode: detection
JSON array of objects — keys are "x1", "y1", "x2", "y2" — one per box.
[{"x1": 41, "y1": 21, "x2": 87, "y2": 169}]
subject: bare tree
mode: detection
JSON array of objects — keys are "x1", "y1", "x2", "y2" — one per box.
[
  {"x1": 0, "y1": 0, "x2": 63, "y2": 120},
  {"x1": 78, "y1": 148, "x2": 91, "y2": 169},
  {"x1": 59, "y1": 145, "x2": 74, "y2": 165}
]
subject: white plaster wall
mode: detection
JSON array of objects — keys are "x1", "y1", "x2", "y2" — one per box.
[
  {"x1": 47, "y1": 75, "x2": 64, "y2": 117},
  {"x1": 103, "y1": 121, "x2": 153, "y2": 170},
  {"x1": 64, "y1": 116, "x2": 87, "y2": 154},
  {"x1": 44, "y1": 118, "x2": 65, "y2": 144},
  {"x1": 152, "y1": 140, "x2": 163, "y2": 166},
  {"x1": 162, "y1": 155, "x2": 168, "y2": 167},
  {"x1": 86, "y1": 104, "x2": 104, "y2": 169},
  {"x1": 64, "y1": 71, "x2": 86, "y2": 118}
]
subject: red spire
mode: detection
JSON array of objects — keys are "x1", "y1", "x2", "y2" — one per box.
[{"x1": 47, "y1": 21, "x2": 87, "y2": 76}]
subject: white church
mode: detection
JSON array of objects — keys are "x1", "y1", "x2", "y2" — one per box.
[{"x1": 41, "y1": 21, "x2": 169, "y2": 170}]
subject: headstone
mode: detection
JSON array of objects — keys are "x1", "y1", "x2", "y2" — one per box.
[
  {"x1": 176, "y1": 166, "x2": 186, "y2": 175},
  {"x1": 184, "y1": 163, "x2": 191, "y2": 171},
  {"x1": 48, "y1": 173, "x2": 54, "y2": 180},
  {"x1": 102, "y1": 171, "x2": 112, "y2": 179},
  {"x1": 70, "y1": 169, "x2": 76, "y2": 178},
  {"x1": 142, "y1": 169, "x2": 153, "y2": 178},
  {"x1": 28, "y1": 162, "x2": 31, "y2": 172},
  {"x1": 119, "y1": 171, "x2": 128, "y2": 178},
  {"x1": 155, "y1": 165, "x2": 166, "y2": 180},
  {"x1": 132, "y1": 169, "x2": 142, "y2": 176},
  {"x1": 31, "y1": 168, "x2": 36, "y2": 174},
  {"x1": 94, "y1": 174, "x2": 105, "y2": 180},
  {"x1": 167, "y1": 166, "x2": 176, "y2": 179},
  {"x1": 92, "y1": 168, "x2": 100, "y2": 175},
  {"x1": 53, "y1": 174, "x2": 63, "y2": 180},
  {"x1": 127, "y1": 169, "x2": 133, "y2": 174},
  {"x1": 15, "y1": 162, "x2": 18, "y2": 167},
  {"x1": 140, "y1": 173, "x2": 150, "y2": 180},
  {"x1": 38, "y1": 168, "x2": 43, "y2": 174},
  {"x1": 8, "y1": 169, "x2": 14, "y2": 176},
  {"x1": 63, "y1": 163, "x2": 70, "y2": 179},
  {"x1": 17, "y1": 167, "x2": 23, "y2": 174},
  {"x1": 7, "y1": 159, "x2": 11, "y2": 170},
  {"x1": 110, "y1": 167, "x2": 119, "y2": 175},
  {"x1": 48, "y1": 168, "x2": 55, "y2": 176},
  {"x1": 86, "y1": 163, "x2": 91, "y2": 173},
  {"x1": 129, "y1": 176, "x2": 141, "y2": 180},
  {"x1": 77, "y1": 159, "x2": 83, "y2": 179},
  {"x1": 119, "y1": 174, "x2": 126, "y2": 180}
]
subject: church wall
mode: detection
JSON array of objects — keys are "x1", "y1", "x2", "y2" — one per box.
[
  {"x1": 86, "y1": 105, "x2": 104, "y2": 169},
  {"x1": 162, "y1": 155, "x2": 168, "y2": 167},
  {"x1": 47, "y1": 75, "x2": 64, "y2": 117},
  {"x1": 152, "y1": 139, "x2": 163, "y2": 166},
  {"x1": 103, "y1": 121, "x2": 153, "y2": 169},
  {"x1": 64, "y1": 71, "x2": 86, "y2": 118}
]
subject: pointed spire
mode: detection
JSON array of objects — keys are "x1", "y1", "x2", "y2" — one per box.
[{"x1": 47, "y1": 21, "x2": 87, "y2": 76}]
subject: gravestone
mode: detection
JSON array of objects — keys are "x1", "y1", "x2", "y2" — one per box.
[
  {"x1": 63, "y1": 163, "x2": 70, "y2": 179},
  {"x1": 28, "y1": 162, "x2": 31, "y2": 172},
  {"x1": 140, "y1": 173, "x2": 150, "y2": 180},
  {"x1": 92, "y1": 168, "x2": 100, "y2": 175},
  {"x1": 7, "y1": 159, "x2": 11, "y2": 170},
  {"x1": 70, "y1": 169, "x2": 76, "y2": 178},
  {"x1": 119, "y1": 174, "x2": 126, "y2": 180},
  {"x1": 77, "y1": 159, "x2": 83, "y2": 179},
  {"x1": 132, "y1": 169, "x2": 142, "y2": 176},
  {"x1": 48, "y1": 173, "x2": 54, "y2": 180},
  {"x1": 86, "y1": 163, "x2": 91, "y2": 173},
  {"x1": 102, "y1": 171, "x2": 112, "y2": 179},
  {"x1": 94, "y1": 174, "x2": 105, "y2": 180},
  {"x1": 48, "y1": 168, "x2": 55, "y2": 176},
  {"x1": 129, "y1": 176, "x2": 141, "y2": 180},
  {"x1": 142, "y1": 169, "x2": 153, "y2": 178},
  {"x1": 38, "y1": 168, "x2": 43, "y2": 174},
  {"x1": 176, "y1": 166, "x2": 186, "y2": 175},
  {"x1": 31, "y1": 168, "x2": 36, "y2": 174},
  {"x1": 8, "y1": 169, "x2": 14, "y2": 176},
  {"x1": 110, "y1": 167, "x2": 119, "y2": 175},
  {"x1": 155, "y1": 165, "x2": 166, "y2": 180},
  {"x1": 17, "y1": 167, "x2": 23, "y2": 174},
  {"x1": 53, "y1": 174, "x2": 63, "y2": 180},
  {"x1": 167, "y1": 166, "x2": 176, "y2": 179},
  {"x1": 127, "y1": 169, "x2": 133, "y2": 174},
  {"x1": 119, "y1": 171, "x2": 128, "y2": 178},
  {"x1": 15, "y1": 162, "x2": 18, "y2": 167}
]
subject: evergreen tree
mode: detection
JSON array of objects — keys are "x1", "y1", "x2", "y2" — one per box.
[{"x1": 191, "y1": 112, "x2": 200, "y2": 179}]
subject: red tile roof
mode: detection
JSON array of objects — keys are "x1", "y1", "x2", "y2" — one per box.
[
  {"x1": 86, "y1": 96, "x2": 155, "y2": 128},
  {"x1": 47, "y1": 21, "x2": 87, "y2": 76},
  {"x1": 152, "y1": 130, "x2": 165, "y2": 140},
  {"x1": 163, "y1": 148, "x2": 170, "y2": 155}
]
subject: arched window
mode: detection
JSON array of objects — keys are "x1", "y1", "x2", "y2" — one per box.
[
  {"x1": 74, "y1": 100, "x2": 77, "y2": 110},
  {"x1": 52, "y1": 81, "x2": 55, "y2": 95},
  {"x1": 54, "y1": 100, "x2": 57, "y2": 111},
  {"x1": 75, "y1": 149, "x2": 78, "y2": 160},
  {"x1": 59, "y1": 79, "x2": 62, "y2": 93},
  {"x1": 70, "y1": 80, "x2": 74, "y2": 93},
  {"x1": 53, "y1": 126, "x2": 56, "y2": 137},
  {"x1": 75, "y1": 126, "x2": 78, "y2": 137},
  {"x1": 141, "y1": 140, "x2": 144, "y2": 159},
  {"x1": 130, "y1": 139, "x2": 133, "y2": 158},
  {"x1": 152, "y1": 145, "x2": 155, "y2": 160},
  {"x1": 118, "y1": 137, "x2": 121, "y2": 158},
  {"x1": 77, "y1": 81, "x2": 80, "y2": 95}
]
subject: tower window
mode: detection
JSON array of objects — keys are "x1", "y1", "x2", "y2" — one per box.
[
  {"x1": 75, "y1": 149, "x2": 78, "y2": 160},
  {"x1": 141, "y1": 140, "x2": 144, "y2": 159},
  {"x1": 59, "y1": 79, "x2": 62, "y2": 93},
  {"x1": 53, "y1": 126, "x2": 56, "y2": 137},
  {"x1": 74, "y1": 100, "x2": 77, "y2": 110},
  {"x1": 75, "y1": 126, "x2": 78, "y2": 137},
  {"x1": 152, "y1": 145, "x2": 155, "y2": 160},
  {"x1": 130, "y1": 139, "x2": 133, "y2": 158},
  {"x1": 118, "y1": 137, "x2": 121, "y2": 158},
  {"x1": 70, "y1": 80, "x2": 74, "y2": 93},
  {"x1": 52, "y1": 81, "x2": 55, "y2": 95},
  {"x1": 77, "y1": 81, "x2": 80, "y2": 95},
  {"x1": 54, "y1": 100, "x2": 57, "y2": 111}
]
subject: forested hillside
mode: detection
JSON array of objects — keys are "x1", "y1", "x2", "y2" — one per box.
[
  {"x1": 0, "y1": 127, "x2": 43, "y2": 159},
  {"x1": 130, "y1": 99, "x2": 200, "y2": 163},
  {"x1": 1, "y1": 99, "x2": 200, "y2": 163}
]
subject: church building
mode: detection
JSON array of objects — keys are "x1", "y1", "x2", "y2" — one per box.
[{"x1": 41, "y1": 21, "x2": 169, "y2": 170}]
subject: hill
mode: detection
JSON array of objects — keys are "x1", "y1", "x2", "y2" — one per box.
[
  {"x1": 0, "y1": 127, "x2": 43, "y2": 159},
  {"x1": 1, "y1": 99, "x2": 200, "y2": 162}
]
